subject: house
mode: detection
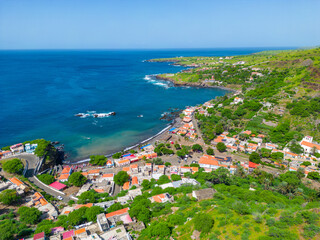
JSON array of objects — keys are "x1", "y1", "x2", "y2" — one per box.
[
  {"x1": 30, "y1": 192, "x2": 58, "y2": 219},
  {"x1": 34, "y1": 232, "x2": 45, "y2": 240},
  {"x1": 106, "y1": 160, "x2": 114, "y2": 168},
  {"x1": 300, "y1": 141, "x2": 320, "y2": 155},
  {"x1": 10, "y1": 143, "x2": 24, "y2": 153},
  {"x1": 266, "y1": 143, "x2": 278, "y2": 150},
  {"x1": 75, "y1": 203, "x2": 93, "y2": 209},
  {"x1": 49, "y1": 181, "x2": 67, "y2": 191},
  {"x1": 102, "y1": 208, "x2": 133, "y2": 229},
  {"x1": 249, "y1": 161, "x2": 259, "y2": 172},
  {"x1": 0, "y1": 150, "x2": 12, "y2": 158},
  {"x1": 25, "y1": 143, "x2": 38, "y2": 153},
  {"x1": 61, "y1": 167, "x2": 72, "y2": 175},
  {"x1": 58, "y1": 174, "x2": 70, "y2": 182},
  {"x1": 123, "y1": 182, "x2": 130, "y2": 190},
  {"x1": 128, "y1": 188, "x2": 142, "y2": 199},
  {"x1": 149, "y1": 193, "x2": 173, "y2": 203},
  {"x1": 231, "y1": 97, "x2": 243, "y2": 105},
  {"x1": 192, "y1": 188, "x2": 216, "y2": 201},
  {"x1": 183, "y1": 116, "x2": 192, "y2": 123},
  {"x1": 9, "y1": 177, "x2": 27, "y2": 192},
  {"x1": 74, "y1": 228, "x2": 87, "y2": 238},
  {"x1": 116, "y1": 159, "x2": 130, "y2": 167},
  {"x1": 101, "y1": 173, "x2": 114, "y2": 181},
  {"x1": 88, "y1": 169, "x2": 100, "y2": 176},
  {"x1": 131, "y1": 176, "x2": 139, "y2": 186},
  {"x1": 62, "y1": 230, "x2": 74, "y2": 240},
  {"x1": 100, "y1": 225, "x2": 131, "y2": 240},
  {"x1": 199, "y1": 155, "x2": 220, "y2": 169}
]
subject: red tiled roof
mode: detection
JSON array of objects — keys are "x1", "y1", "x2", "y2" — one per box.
[
  {"x1": 249, "y1": 161, "x2": 259, "y2": 168},
  {"x1": 9, "y1": 177, "x2": 23, "y2": 186},
  {"x1": 61, "y1": 167, "x2": 71, "y2": 174},
  {"x1": 75, "y1": 203, "x2": 93, "y2": 209},
  {"x1": 199, "y1": 155, "x2": 219, "y2": 166},
  {"x1": 301, "y1": 141, "x2": 320, "y2": 150},
  {"x1": 105, "y1": 207, "x2": 129, "y2": 218},
  {"x1": 34, "y1": 232, "x2": 45, "y2": 240},
  {"x1": 123, "y1": 181, "x2": 130, "y2": 190},
  {"x1": 132, "y1": 176, "x2": 138, "y2": 185},
  {"x1": 74, "y1": 228, "x2": 86, "y2": 235}
]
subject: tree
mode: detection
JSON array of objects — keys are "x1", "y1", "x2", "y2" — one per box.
[
  {"x1": 289, "y1": 142, "x2": 304, "y2": 154},
  {"x1": 301, "y1": 161, "x2": 311, "y2": 167},
  {"x1": 192, "y1": 144, "x2": 203, "y2": 152},
  {"x1": 114, "y1": 171, "x2": 130, "y2": 186},
  {"x1": 107, "y1": 203, "x2": 124, "y2": 213},
  {"x1": 0, "y1": 189, "x2": 19, "y2": 205},
  {"x1": 235, "y1": 166, "x2": 246, "y2": 178},
  {"x1": 216, "y1": 142, "x2": 227, "y2": 152},
  {"x1": 89, "y1": 155, "x2": 107, "y2": 166},
  {"x1": 145, "y1": 221, "x2": 171, "y2": 238},
  {"x1": 206, "y1": 147, "x2": 214, "y2": 155},
  {"x1": 38, "y1": 173, "x2": 55, "y2": 185},
  {"x1": 68, "y1": 172, "x2": 87, "y2": 187},
  {"x1": 174, "y1": 143, "x2": 181, "y2": 150},
  {"x1": 308, "y1": 172, "x2": 320, "y2": 181},
  {"x1": 171, "y1": 174, "x2": 182, "y2": 181},
  {"x1": 18, "y1": 206, "x2": 42, "y2": 224},
  {"x1": 153, "y1": 158, "x2": 164, "y2": 165},
  {"x1": 32, "y1": 139, "x2": 51, "y2": 157},
  {"x1": 0, "y1": 220, "x2": 16, "y2": 240},
  {"x1": 168, "y1": 214, "x2": 186, "y2": 226},
  {"x1": 78, "y1": 190, "x2": 96, "y2": 204},
  {"x1": 67, "y1": 207, "x2": 87, "y2": 226},
  {"x1": 279, "y1": 171, "x2": 301, "y2": 193},
  {"x1": 85, "y1": 206, "x2": 104, "y2": 222},
  {"x1": 112, "y1": 152, "x2": 122, "y2": 159},
  {"x1": 157, "y1": 175, "x2": 171, "y2": 185},
  {"x1": 215, "y1": 123, "x2": 224, "y2": 135},
  {"x1": 249, "y1": 152, "x2": 261, "y2": 164},
  {"x1": 194, "y1": 213, "x2": 214, "y2": 233},
  {"x1": 165, "y1": 162, "x2": 172, "y2": 167},
  {"x1": 2, "y1": 158, "x2": 23, "y2": 174}
]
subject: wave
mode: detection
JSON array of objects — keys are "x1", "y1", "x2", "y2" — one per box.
[
  {"x1": 75, "y1": 111, "x2": 115, "y2": 119},
  {"x1": 143, "y1": 74, "x2": 172, "y2": 89}
]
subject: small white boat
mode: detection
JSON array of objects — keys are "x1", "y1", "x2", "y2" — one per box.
[{"x1": 137, "y1": 115, "x2": 143, "y2": 118}]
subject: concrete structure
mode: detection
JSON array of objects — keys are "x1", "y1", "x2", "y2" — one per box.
[{"x1": 192, "y1": 188, "x2": 216, "y2": 201}]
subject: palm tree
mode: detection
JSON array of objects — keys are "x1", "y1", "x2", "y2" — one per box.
[
  {"x1": 235, "y1": 139, "x2": 240, "y2": 152},
  {"x1": 277, "y1": 182, "x2": 288, "y2": 195}
]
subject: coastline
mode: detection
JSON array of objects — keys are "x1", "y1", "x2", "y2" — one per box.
[
  {"x1": 67, "y1": 73, "x2": 233, "y2": 166},
  {"x1": 67, "y1": 117, "x2": 181, "y2": 165},
  {"x1": 155, "y1": 74, "x2": 236, "y2": 93}
]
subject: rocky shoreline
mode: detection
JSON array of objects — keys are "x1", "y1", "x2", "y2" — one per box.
[{"x1": 155, "y1": 74, "x2": 236, "y2": 92}]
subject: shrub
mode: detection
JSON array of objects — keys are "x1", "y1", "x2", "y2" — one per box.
[
  {"x1": 114, "y1": 171, "x2": 130, "y2": 186},
  {"x1": 216, "y1": 142, "x2": 226, "y2": 152},
  {"x1": 194, "y1": 213, "x2": 214, "y2": 233},
  {"x1": 89, "y1": 155, "x2": 107, "y2": 166},
  {"x1": 68, "y1": 172, "x2": 87, "y2": 187},
  {"x1": 2, "y1": 158, "x2": 24, "y2": 174},
  {"x1": 38, "y1": 173, "x2": 55, "y2": 185},
  {"x1": 0, "y1": 189, "x2": 19, "y2": 205}
]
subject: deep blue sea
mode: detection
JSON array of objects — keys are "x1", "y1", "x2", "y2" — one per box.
[{"x1": 0, "y1": 48, "x2": 288, "y2": 160}]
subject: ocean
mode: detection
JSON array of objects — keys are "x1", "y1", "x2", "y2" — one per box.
[{"x1": 0, "y1": 48, "x2": 287, "y2": 161}]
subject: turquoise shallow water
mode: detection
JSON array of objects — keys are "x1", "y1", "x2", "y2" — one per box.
[{"x1": 0, "y1": 48, "x2": 287, "y2": 160}]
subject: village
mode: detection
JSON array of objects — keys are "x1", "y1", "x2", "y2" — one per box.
[{"x1": 1, "y1": 86, "x2": 320, "y2": 240}]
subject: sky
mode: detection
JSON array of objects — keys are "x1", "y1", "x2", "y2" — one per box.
[{"x1": 0, "y1": 0, "x2": 319, "y2": 49}]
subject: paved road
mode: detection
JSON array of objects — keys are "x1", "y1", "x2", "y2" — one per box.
[
  {"x1": 14, "y1": 153, "x2": 73, "y2": 203},
  {"x1": 192, "y1": 115, "x2": 205, "y2": 146}
]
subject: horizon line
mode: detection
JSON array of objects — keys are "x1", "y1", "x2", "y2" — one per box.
[{"x1": 0, "y1": 46, "x2": 302, "y2": 51}]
